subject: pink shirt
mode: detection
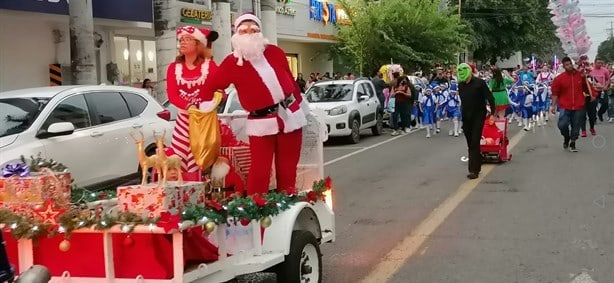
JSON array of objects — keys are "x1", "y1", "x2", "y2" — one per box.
[{"x1": 590, "y1": 68, "x2": 610, "y2": 90}]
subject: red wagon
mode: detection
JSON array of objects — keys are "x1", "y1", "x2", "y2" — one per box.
[{"x1": 480, "y1": 117, "x2": 512, "y2": 163}]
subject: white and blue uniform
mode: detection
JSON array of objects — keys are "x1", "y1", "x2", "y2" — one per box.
[
  {"x1": 445, "y1": 92, "x2": 461, "y2": 119},
  {"x1": 420, "y1": 92, "x2": 436, "y2": 125}
]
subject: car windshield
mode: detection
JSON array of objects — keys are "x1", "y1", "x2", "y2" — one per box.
[
  {"x1": 0, "y1": 97, "x2": 49, "y2": 138},
  {"x1": 306, "y1": 84, "x2": 354, "y2": 102}
]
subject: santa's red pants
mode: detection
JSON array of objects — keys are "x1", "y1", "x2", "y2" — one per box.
[{"x1": 247, "y1": 129, "x2": 302, "y2": 195}]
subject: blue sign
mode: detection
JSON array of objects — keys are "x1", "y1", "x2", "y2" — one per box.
[
  {"x1": 309, "y1": 0, "x2": 337, "y2": 25},
  {"x1": 0, "y1": 0, "x2": 153, "y2": 23}
]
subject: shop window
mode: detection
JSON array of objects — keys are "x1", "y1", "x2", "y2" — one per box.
[
  {"x1": 286, "y1": 54, "x2": 299, "y2": 80},
  {"x1": 113, "y1": 37, "x2": 157, "y2": 86}
]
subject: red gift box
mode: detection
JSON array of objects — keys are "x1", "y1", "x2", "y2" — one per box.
[{"x1": 117, "y1": 181, "x2": 205, "y2": 219}]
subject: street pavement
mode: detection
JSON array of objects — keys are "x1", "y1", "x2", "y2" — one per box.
[{"x1": 321, "y1": 120, "x2": 614, "y2": 283}]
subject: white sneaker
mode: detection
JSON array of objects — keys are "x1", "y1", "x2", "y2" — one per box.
[
  {"x1": 391, "y1": 130, "x2": 399, "y2": 136},
  {"x1": 518, "y1": 121, "x2": 523, "y2": 127},
  {"x1": 609, "y1": 118, "x2": 614, "y2": 123},
  {"x1": 405, "y1": 127, "x2": 411, "y2": 133},
  {"x1": 449, "y1": 130, "x2": 454, "y2": 136},
  {"x1": 436, "y1": 128, "x2": 441, "y2": 133},
  {"x1": 426, "y1": 133, "x2": 431, "y2": 138},
  {"x1": 454, "y1": 133, "x2": 459, "y2": 137}
]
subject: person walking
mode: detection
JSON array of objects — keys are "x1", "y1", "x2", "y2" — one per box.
[
  {"x1": 457, "y1": 63, "x2": 495, "y2": 179},
  {"x1": 550, "y1": 56, "x2": 595, "y2": 152},
  {"x1": 590, "y1": 58, "x2": 611, "y2": 122}
]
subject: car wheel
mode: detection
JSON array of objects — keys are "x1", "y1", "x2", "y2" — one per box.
[
  {"x1": 347, "y1": 118, "x2": 360, "y2": 144},
  {"x1": 276, "y1": 231, "x2": 322, "y2": 283},
  {"x1": 371, "y1": 113, "x2": 383, "y2": 136}
]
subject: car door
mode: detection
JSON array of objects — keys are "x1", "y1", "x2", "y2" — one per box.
[
  {"x1": 83, "y1": 91, "x2": 136, "y2": 183},
  {"x1": 355, "y1": 83, "x2": 373, "y2": 127},
  {"x1": 37, "y1": 94, "x2": 104, "y2": 187},
  {"x1": 363, "y1": 82, "x2": 379, "y2": 126}
]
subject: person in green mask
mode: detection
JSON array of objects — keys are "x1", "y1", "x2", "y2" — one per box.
[{"x1": 457, "y1": 63, "x2": 496, "y2": 179}]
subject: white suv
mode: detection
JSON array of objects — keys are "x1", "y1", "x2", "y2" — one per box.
[
  {"x1": 305, "y1": 79, "x2": 383, "y2": 143},
  {"x1": 0, "y1": 85, "x2": 173, "y2": 187}
]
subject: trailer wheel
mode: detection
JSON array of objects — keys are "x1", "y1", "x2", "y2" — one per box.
[{"x1": 277, "y1": 230, "x2": 322, "y2": 283}]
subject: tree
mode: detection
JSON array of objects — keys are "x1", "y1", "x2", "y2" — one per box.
[
  {"x1": 596, "y1": 36, "x2": 614, "y2": 63},
  {"x1": 334, "y1": 0, "x2": 468, "y2": 76},
  {"x1": 457, "y1": 0, "x2": 558, "y2": 65}
]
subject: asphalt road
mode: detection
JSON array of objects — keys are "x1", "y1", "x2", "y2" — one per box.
[{"x1": 321, "y1": 119, "x2": 614, "y2": 283}]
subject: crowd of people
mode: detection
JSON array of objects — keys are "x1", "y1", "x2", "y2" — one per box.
[{"x1": 373, "y1": 59, "x2": 613, "y2": 140}]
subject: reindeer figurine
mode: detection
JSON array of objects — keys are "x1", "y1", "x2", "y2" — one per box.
[
  {"x1": 155, "y1": 130, "x2": 184, "y2": 185},
  {"x1": 130, "y1": 131, "x2": 160, "y2": 185}
]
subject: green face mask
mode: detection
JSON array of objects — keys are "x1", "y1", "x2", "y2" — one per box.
[{"x1": 457, "y1": 63, "x2": 472, "y2": 82}]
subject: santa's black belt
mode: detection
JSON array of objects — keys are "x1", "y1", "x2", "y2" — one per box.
[
  {"x1": 250, "y1": 104, "x2": 279, "y2": 117},
  {"x1": 249, "y1": 96, "x2": 297, "y2": 117}
]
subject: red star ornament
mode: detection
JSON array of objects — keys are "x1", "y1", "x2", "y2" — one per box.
[
  {"x1": 33, "y1": 200, "x2": 66, "y2": 226},
  {"x1": 156, "y1": 211, "x2": 181, "y2": 233}
]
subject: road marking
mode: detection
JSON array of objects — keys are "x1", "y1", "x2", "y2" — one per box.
[
  {"x1": 360, "y1": 129, "x2": 527, "y2": 283},
  {"x1": 324, "y1": 129, "x2": 421, "y2": 167},
  {"x1": 325, "y1": 146, "x2": 366, "y2": 150}
]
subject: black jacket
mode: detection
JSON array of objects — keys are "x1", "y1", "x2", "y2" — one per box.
[{"x1": 458, "y1": 77, "x2": 495, "y2": 120}]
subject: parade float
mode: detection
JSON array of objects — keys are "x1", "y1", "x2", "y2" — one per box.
[{"x1": 0, "y1": 110, "x2": 334, "y2": 283}]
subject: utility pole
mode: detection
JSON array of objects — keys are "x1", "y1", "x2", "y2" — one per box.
[
  {"x1": 69, "y1": 0, "x2": 96, "y2": 85},
  {"x1": 212, "y1": 0, "x2": 232, "y2": 63},
  {"x1": 260, "y1": 0, "x2": 278, "y2": 45},
  {"x1": 154, "y1": 0, "x2": 180, "y2": 102},
  {"x1": 606, "y1": 20, "x2": 614, "y2": 38}
]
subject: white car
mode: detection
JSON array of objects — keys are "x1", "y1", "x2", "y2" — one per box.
[
  {"x1": 0, "y1": 85, "x2": 173, "y2": 188},
  {"x1": 305, "y1": 78, "x2": 383, "y2": 143}
]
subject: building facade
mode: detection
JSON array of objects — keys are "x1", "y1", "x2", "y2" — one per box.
[{"x1": 0, "y1": 0, "x2": 346, "y2": 92}]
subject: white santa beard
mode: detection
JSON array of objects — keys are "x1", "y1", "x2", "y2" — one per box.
[
  {"x1": 211, "y1": 163, "x2": 231, "y2": 180},
  {"x1": 231, "y1": 33, "x2": 268, "y2": 62}
]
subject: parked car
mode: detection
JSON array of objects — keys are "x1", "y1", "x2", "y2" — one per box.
[
  {"x1": 305, "y1": 78, "x2": 383, "y2": 143},
  {"x1": 0, "y1": 85, "x2": 173, "y2": 188}
]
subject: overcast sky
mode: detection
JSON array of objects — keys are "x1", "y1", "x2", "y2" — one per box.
[{"x1": 578, "y1": 0, "x2": 614, "y2": 60}]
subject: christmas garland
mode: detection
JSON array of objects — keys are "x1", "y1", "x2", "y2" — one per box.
[{"x1": 0, "y1": 177, "x2": 333, "y2": 240}]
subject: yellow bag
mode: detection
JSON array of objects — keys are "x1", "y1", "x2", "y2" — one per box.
[{"x1": 187, "y1": 92, "x2": 223, "y2": 170}]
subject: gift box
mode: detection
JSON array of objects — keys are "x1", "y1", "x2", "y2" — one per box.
[
  {"x1": 220, "y1": 146, "x2": 251, "y2": 181},
  {"x1": 0, "y1": 171, "x2": 72, "y2": 214},
  {"x1": 117, "y1": 181, "x2": 206, "y2": 219}
]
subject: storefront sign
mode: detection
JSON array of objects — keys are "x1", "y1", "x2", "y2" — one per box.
[
  {"x1": 0, "y1": 0, "x2": 153, "y2": 23},
  {"x1": 308, "y1": 0, "x2": 349, "y2": 26},
  {"x1": 180, "y1": 8, "x2": 213, "y2": 24}
]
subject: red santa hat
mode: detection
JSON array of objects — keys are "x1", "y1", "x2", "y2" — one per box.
[
  {"x1": 177, "y1": 26, "x2": 219, "y2": 48},
  {"x1": 234, "y1": 12, "x2": 262, "y2": 33}
]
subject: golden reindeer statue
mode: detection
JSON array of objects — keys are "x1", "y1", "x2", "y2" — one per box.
[
  {"x1": 130, "y1": 131, "x2": 160, "y2": 185},
  {"x1": 155, "y1": 130, "x2": 183, "y2": 185}
]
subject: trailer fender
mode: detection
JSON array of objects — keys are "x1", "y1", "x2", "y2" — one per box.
[{"x1": 262, "y1": 203, "x2": 322, "y2": 255}]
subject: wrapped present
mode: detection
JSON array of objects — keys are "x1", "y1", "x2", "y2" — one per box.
[
  {"x1": 220, "y1": 146, "x2": 251, "y2": 181},
  {"x1": 0, "y1": 167, "x2": 71, "y2": 211},
  {"x1": 117, "y1": 181, "x2": 206, "y2": 219}
]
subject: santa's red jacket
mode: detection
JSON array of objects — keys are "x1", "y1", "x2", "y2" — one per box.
[{"x1": 201, "y1": 44, "x2": 309, "y2": 137}]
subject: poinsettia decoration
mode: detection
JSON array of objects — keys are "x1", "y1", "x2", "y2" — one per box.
[{"x1": 156, "y1": 211, "x2": 181, "y2": 233}]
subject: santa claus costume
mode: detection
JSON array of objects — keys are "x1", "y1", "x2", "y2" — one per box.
[
  {"x1": 166, "y1": 26, "x2": 219, "y2": 181},
  {"x1": 202, "y1": 13, "x2": 309, "y2": 195}
]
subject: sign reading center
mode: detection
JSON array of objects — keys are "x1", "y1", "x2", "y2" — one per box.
[
  {"x1": 180, "y1": 7, "x2": 213, "y2": 23},
  {"x1": 309, "y1": 0, "x2": 349, "y2": 25}
]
